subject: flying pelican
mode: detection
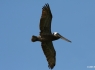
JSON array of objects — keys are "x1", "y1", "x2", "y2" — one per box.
[{"x1": 31, "y1": 3, "x2": 71, "y2": 69}]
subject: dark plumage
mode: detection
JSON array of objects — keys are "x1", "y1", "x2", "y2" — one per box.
[{"x1": 31, "y1": 3, "x2": 71, "y2": 69}]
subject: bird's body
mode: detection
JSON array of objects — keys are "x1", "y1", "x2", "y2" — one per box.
[
  {"x1": 32, "y1": 34, "x2": 60, "y2": 42},
  {"x1": 31, "y1": 3, "x2": 71, "y2": 69}
]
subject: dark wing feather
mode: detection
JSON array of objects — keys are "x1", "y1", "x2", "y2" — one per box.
[
  {"x1": 41, "y1": 42, "x2": 56, "y2": 69},
  {"x1": 39, "y1": 3, "x2": 52, "y2": 36}
]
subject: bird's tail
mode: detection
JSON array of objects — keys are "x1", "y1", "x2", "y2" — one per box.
[{"x1": 31, "y1": 35, "x2": 38, "y2": 42}]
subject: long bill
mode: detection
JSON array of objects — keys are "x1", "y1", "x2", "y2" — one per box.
[{"x1": 56, "y1": 33, "x2": 72, "y2": 43}]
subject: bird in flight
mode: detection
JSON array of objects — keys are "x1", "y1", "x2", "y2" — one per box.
[{"x1": 31, "y1": 3, "x2": 71, "y2": 69}]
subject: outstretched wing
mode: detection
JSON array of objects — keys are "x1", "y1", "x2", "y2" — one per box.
[
  {"x1": 41, "y1": 42, "x2": 56, "y2": 69},
  {"x1": 39, "y1": 3, "x2": 52, "y2": 36}
]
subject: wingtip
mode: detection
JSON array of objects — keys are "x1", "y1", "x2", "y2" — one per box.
[
  {"x1": 45, "y1": 3, "x2": 49, "y2": 6},
  {"x1": 42, "y1": 3, "x2": 49, "y2": 10},
  {"x1": 42, "y1": 3, "x2": 49, "y2": 8}
]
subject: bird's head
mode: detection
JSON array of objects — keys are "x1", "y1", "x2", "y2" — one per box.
[
  {"x1": 53, "y1": 32, "x2": 59, "y2": 37},
  {"x1": 53, "y1": 32, "x2": 71, "y2": 42}
]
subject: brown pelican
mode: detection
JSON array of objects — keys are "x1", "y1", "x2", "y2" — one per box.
[{"x1": 31, "y1": 3, "x2": 71, "y2": 69}]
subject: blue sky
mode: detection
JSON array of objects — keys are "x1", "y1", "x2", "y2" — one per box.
[{"x1": 0, "y1": 0, "x2": 95, "y2": 70}]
